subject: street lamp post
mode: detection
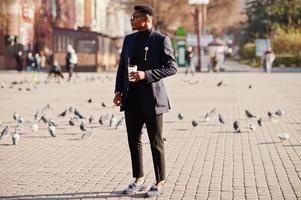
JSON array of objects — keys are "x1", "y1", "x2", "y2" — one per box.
[{"x1": 189, "y1": 0, "x2": 209, "y2": 72}]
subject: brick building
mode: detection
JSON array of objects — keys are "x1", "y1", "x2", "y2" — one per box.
[{"x1": 0, "y1": 0, "x2": 130, "y2": 71}]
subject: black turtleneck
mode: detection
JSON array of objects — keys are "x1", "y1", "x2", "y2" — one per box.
[
  {"x1": 127, "y1": 28, "x2": 152, "y2": 111},
  {"x1": 131, "y1": 28, "x2": 152, "y2": 70}
]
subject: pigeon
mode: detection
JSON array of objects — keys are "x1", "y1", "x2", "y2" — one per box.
[
  {"x1": 98, "y1": 116, "x2": 104, "y2": 125},
  {"x1": 58, "y1": 109, "x2": 68, "y2": 117},
  {"x1": 74, "y1": 109, "x2": 85, "y2": 119},
  {"x1": 89, "y1": 115, "x2": 95, "y2": 124},
  {"x1": 34, "y1": 110, "x2": 40, "y2": 121},
  {"x1": 267, "y1": 111, "x2": 274, "y2": 118},
  {"x1": 69, "y1": 118, "x2": 75, "y2": 126},
  {"x1": 163, "y1": 137, "x2": 166, "y2": 142},
  {"x1": 0, "y1": 126, "x2": 9, "y2": 139},
  {"x1": 275, "y1": 109, "x2": 284, "y2": 117},
  {"x1": 81, "y1": 130, "x2": 93, "y2": 139},
  {"x1": 217, "y1": 81, "x2": 223, "y2": 87},
  {"x1": 16, "y1": 116, "x2": 25, "y2": 125},
  {"x1": 101, "y1": 101, "x2": 107, "y2": 108},
  {"x1": 39, "y1": 115, "x2": 49, "y2": 124},
  {"x1": 13, "y1": 112, "x2": 20, "y2": 121},
  {"x1": 209, "y1": 107, "x2": 216, "y2": 115},
  {"x1": 177, "y1": 113, "x2": 184, "y2": 120},
  {"x1": 18, "y1": 88, "x2": 22, "y2": 91},
  {"x1": 204, "y1": 113, "x2": 210, "y2": 122},
  {"x1": 245, "y1": 110, "x2": 256, "y2": 118},
  {"x1": 257, "y1": 118, "x2": 262, "y2": 127},
  {"x1": 48, "y1": 123, "x2": 56, "y2": 137},
  {"x1": 233, "y1": 121, "x2": 241, "y2": 133},
  {"x1": 87, "y1": 98, "x2": 92, "y2": 103},
  {"x1": 278, "y1": 133, "x2": 289, "y2": 142},
  {"x1": 31, "y1": 123, "x2": 39, "y2": 133},
  {"x1": 80, "y1": 122, "x2": 87, "y2": 132},
  {"x1": 12, "y1": 130, "x2": 20, "y2": 145},
  {"x1": 249, "y1": 123, "x2": 257, "y2": 131},
  {"x1": 248, "y1": 84, "x2": 252, "y2": 89},
  {"x1": 48, "y1": 119, "x2": 58, "y2": 127},
  {"x1": 218, "y1": 114, "x2": 225, "y2": 124},
  {"x1": 26, "y1": 88, "x2": 31, "y2": 91},
  {"x1": 68, "y1": 106, "x2": 74, "y2": 113},
  {"x1": 192, "y1": 120, "x2": 198, "y2": 127},
  {"x1": 109, "y1": 115, "x2": 117, "y2": 128},
  {"x1": 115, "y1": 117, "x2": 125, "y2": 129},
  {"x1": 1, "y1": 83, "x2": 4, "y2": 88}
]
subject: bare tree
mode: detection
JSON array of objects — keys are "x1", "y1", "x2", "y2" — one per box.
[{"x1": 115, "y1": 0, "x2": 243, "y2": 35}]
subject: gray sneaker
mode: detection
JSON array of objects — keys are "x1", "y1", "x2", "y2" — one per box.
[
  {"x1": 145, "y1": 185, "x2": 163, "y2": 198},
  {"x1": 123, "y1": 182, "x2": 147, "y2": 194}
]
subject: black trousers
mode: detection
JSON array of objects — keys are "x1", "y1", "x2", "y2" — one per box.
[{"x1": 124, "y1": 106, "x2": 166, "y2": 182}]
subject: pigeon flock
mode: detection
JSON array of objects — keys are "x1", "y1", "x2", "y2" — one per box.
[
  {"x1": 0, "y1": 77, "x2": 291, "y2": 146},
  {"x1": 177, "y1": 79, "x2": 290, "y2": 143},
  {"x1": 0, "y1": 74, "x2": 125, "y2": 146}
]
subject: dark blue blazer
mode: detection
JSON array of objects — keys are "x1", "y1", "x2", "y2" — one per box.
[{"x1": 115, "y1": 29, "x2": 177, "y2": 114}]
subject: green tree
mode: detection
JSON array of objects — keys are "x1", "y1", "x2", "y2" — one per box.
[{"x1": 245, "y1": 0, "x2": 301, "y2": 39}]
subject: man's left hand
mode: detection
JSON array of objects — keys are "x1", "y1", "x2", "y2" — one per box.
[{"x1": 128, "y1": 71, "x2": 146, "y2": 82}]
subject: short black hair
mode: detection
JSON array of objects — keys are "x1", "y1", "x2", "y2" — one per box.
[{"x1": 134, "y1": 4, "x2": 154, "y2": 16}]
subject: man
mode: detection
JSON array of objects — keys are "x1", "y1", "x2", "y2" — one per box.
[{"x1": 113, "y1": 4, "x2": 177, "y2": 198}]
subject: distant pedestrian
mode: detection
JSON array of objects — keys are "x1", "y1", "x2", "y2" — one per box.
[
  {"x1": 262, "y1": 46, "x2": 275, "y2": 73},
  {"x1": 15, "y1": 50, "x2": 24, "y2": 72},
  {"x1": 216, "y1": 45, "x2": 225, "y2": 72},
  {"x1": 65, "y1": 44, "x2": 78, "y2": 82},
  {"x1": 45, "y1": 48, "x2": 64, "y2": 82},
  {"x1": 26, "y1": 52, "x2": 35, "y2": 72},
  {"x1": 185, "y1": 46, "x2": 195, "y2": 76}
]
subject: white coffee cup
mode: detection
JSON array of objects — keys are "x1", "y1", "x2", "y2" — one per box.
[{"x1": 128, "y1": 65, "x2": 137, "y2": 81}]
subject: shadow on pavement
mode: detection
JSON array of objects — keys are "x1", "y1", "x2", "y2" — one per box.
[{"x1": 0, "y1": 191, "x2": 146, "y2": 199}]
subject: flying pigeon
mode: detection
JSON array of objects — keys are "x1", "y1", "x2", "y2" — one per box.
[
  {"x1": 58, "y1": 109, "x2": 68, "y2": 117},
  {"x1": 233, "y1": 121, "x2": 241, "y2": 133},
  {"x1": 218, "y1": 114, "x2": 225, "y2": 124},
  {"x1": 48, "y1": 123, "x2": 56, "y2": 137},
  {"x1": 192, "y1": 120, "x2": 198, "y2": 127},
  {"x1": 278, "y1": 133, "x2": 289, "y2": 142},
  {"x1": 245, "y1": 110, "x2": 256, "y2": 118},
  {"x1": 0, "y1": 126, "x2": 9, "y2": 139},
  {"x1": 178, "y1": 113, "x2": 184, "y2": 120}
]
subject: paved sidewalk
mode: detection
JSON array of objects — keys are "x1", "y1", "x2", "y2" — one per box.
[{"x1": 0, "y1": 66, "x2": 300, "y2": 199}]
